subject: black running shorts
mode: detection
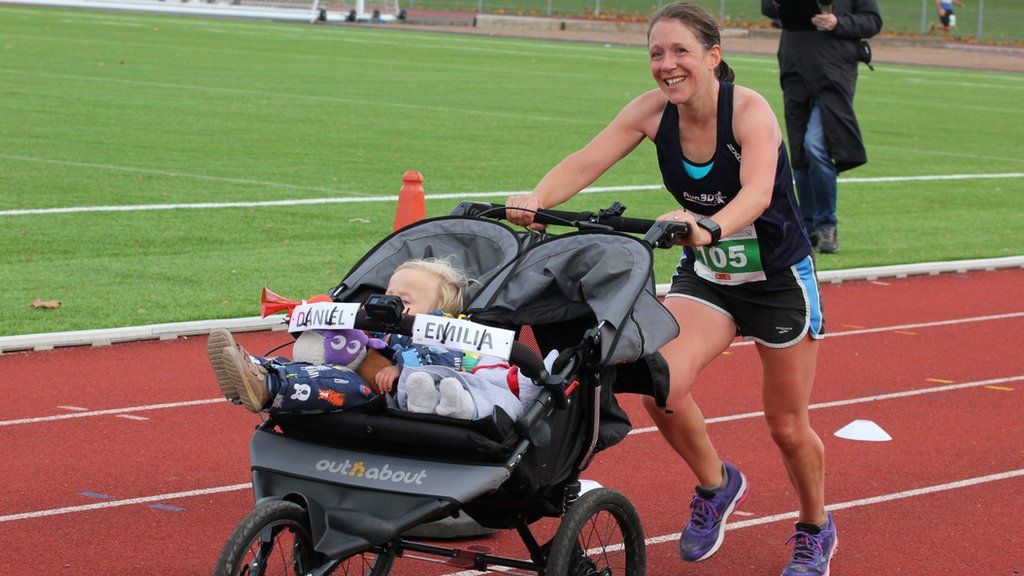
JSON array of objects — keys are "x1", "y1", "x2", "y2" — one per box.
[{"x1": 667, "y1": 255, "x2": 825, "y2": 348}]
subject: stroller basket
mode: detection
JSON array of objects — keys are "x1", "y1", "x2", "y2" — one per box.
[{"x1": 250, "y1": 427, "x2": 518, "y2": 558}]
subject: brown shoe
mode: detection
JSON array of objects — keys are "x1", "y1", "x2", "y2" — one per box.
[
  {"x1": 207, "y1": 329, "x2": 243, "y2": 400},
  {"x1": 222, "y1": 345, "x2": 271, "y2": 413}
]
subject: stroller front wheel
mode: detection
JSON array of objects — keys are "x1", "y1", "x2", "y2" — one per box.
[
  {"x1": 545, "y1": 488, "x2": 646, "y2": 576},
  {"x1": 214, "y1": 500, "x2": 391, "y2": 576}
]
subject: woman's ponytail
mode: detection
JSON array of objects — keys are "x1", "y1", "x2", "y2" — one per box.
[{"x1": 716, "y1": 59, "x2": 735, "y2": 83}]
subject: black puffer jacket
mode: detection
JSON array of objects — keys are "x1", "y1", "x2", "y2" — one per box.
[{"x1": 761, "y1": 0, "x2": 883, "y2": 173}]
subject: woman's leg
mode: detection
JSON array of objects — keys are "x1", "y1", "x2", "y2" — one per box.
[
  {"x1": 642, "y1": 296, "x2": 738, "y2": 488},
  {"x1": 652, "y1": 296, "x2": 750, "y2": 562},
  {"x1": 757, "y1": 336, "x2": 827, "y2": 524}
]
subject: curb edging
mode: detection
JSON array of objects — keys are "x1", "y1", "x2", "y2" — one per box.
[{"x1": 2, "y1": 256, "x2": 1021, "y2": 354}]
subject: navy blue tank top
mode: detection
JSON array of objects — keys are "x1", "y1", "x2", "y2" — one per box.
[{"x1": 655, "y1": 82, "x2": 811, "y2": 283}]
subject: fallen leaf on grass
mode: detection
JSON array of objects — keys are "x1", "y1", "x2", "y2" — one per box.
[{"x1": 31, "y1": 299, "x2": 61, "y2": 309}]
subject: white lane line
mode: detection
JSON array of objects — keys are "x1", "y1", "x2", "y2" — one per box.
[
  {"x1": 0, "y1": 153, "x2": 361, "y2": 195},
  {"x1": 3, "y1": 173, "x2": 1022, "y2": 217},
  {"x1": 0, "y1": 398, "x2": 225, "y2": 427},
  {"x1": 2, "y1": 313, "x2": 1022, "y2": 428},
  {"x1": 0, "y1": 68, "x2": 596, "y2": 125},
  {"x1": 116, "y1": 415, "x2": 150, "y2": 421},
  {"x1": 0, "y1": 185, "x2": 660, "y2": 217},
  {"x1": 905, "y1": 77, "x2": 1024, "y2": 91},
  {"x1": 0, "y1": 31, "x2": 641, "y2": 84},
  {"x1": 816, "y1": 311, "x2": 1024, "y2": 340},
  {"x1": 1, "y1": 26, "x2": 639, "y2": 63},
  {"x1": 838, "y1": 172, "x2": 1024, "y2": 183},
  {"x1": 57, "y1": 405, "x2": 89, "y2": 411},
  {"x1": 443, "y1": 468, "x2": 1024, "y2": 576},
  {"x1": 872, "y1": 64, "x2": 1024, "y2": 82},
  {"x1": 0, "y1": 483, "x2": 252, "y2": 523},
  {"x1": 867, "y1": 99, "x2": 1024, "y2": 117},
  {"x1": 721, "y1": 311, "x2": 1024, "y2": 349},
  {"x1": 872, "y1": 145, "x2": 1024, "y2": 164},
  {"x1": 628, "y1": 374, "x2": 1024, "y2": 435},
  {"x1": 645, "y1": 468, "x2": 1024, "y2": 544}
]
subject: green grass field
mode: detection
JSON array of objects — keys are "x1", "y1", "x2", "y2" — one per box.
[
  {"x1": 407, "y1": 0, "x2": 1023, "y2": 42},
  {"x1": 1, "y1": 6, "x2": 1022, "y2": 336}
]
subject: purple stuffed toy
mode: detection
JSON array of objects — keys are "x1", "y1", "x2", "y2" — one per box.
[{"x1": 292, "y1": 329, "x2": 386, "y2": 369}]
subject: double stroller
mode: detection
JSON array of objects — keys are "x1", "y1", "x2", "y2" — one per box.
[{"x1": 213, "y1": 202, "x2": 689, "y2": 576}]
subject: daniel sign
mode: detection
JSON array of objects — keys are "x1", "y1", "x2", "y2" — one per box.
[
  {"x1": 412, "y1": 315, "x2": 515, "y2": 361},
  {"x1": 288, "y1": 302, "x2": 360, "y2": 332}
]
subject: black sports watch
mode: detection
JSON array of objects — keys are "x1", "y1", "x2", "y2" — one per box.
[{"x1": 696, "y1": 217, "x2": 722, "y2": 245}]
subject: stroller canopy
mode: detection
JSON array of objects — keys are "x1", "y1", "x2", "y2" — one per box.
[
  {"x1": 330, "y1": 217, "x2": 522, "y2": 305},
  {"x1": 465, "y1": 232, "x2": 679, "y2": 367}
]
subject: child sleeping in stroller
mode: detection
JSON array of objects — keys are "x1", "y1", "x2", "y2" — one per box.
[{"x1": 207, "y1": 257, "x2": 541, "y2": 420}]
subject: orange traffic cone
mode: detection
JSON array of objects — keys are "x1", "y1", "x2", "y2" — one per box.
[{"x1": 393, "y1": 170, "x2": 426, "y2": 231}]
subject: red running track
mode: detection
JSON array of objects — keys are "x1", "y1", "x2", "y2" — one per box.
[{"x1": 1, "y1": 268, "x2": 1022, "y2": 575}]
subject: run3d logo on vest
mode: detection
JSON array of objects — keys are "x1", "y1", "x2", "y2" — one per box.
[{"x1": 682, "y1": 191, "x2": 726, "y2": 207}]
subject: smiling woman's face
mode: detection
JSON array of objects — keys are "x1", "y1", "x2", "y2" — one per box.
[{"x1": 648, "y1": 19, "x2": 720, "y2": 105}]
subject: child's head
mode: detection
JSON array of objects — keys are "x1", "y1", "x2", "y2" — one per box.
[{"x1": 387, "y1": 258, "x2": 467, "y2": 316}]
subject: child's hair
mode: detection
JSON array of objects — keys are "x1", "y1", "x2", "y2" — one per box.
[
  {"x1": 648, "y1": 2, "x2": 735, "y2": 83},
  {"x1": 394, "y1": 257, "x2": 469, "y2": 315}
]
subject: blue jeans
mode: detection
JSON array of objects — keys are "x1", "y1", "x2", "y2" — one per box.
[{"x1": 793, "y1": 104, "x2": 838, "y2": 230}]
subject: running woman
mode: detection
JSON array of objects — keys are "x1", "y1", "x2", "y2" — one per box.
[{"x1": 506, "y1": 3, "x2": 834, "y2": 574}]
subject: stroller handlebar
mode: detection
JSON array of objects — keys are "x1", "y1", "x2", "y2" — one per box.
[{"x1": 450, "y1": 201, "x2": 690, "y2": 248}]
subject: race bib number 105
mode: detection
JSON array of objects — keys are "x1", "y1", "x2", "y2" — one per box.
[{"x1": 692, "y1": 224, "x2": 766, "y2": 285}]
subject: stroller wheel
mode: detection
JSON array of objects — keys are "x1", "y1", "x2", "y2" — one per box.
[
  {"x1": 214, "y1": 500, "x2": 391, "y2": 576},
  {"x1": 545, "y1": 488, "x2": 645, "y2": 576}
]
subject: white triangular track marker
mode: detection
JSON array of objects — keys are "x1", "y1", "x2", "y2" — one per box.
[{"x1": 834, "y1": 419, "x2": 892, "y2": 442}]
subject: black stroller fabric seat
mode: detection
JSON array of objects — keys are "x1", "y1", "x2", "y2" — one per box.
[{"x1": 273, "y1": 406, "x2": 521, "y2": 464}]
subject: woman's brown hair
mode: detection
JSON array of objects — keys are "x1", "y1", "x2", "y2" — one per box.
[{"x1": 648, "y1": 2, "x2": 735, "y2": 83}]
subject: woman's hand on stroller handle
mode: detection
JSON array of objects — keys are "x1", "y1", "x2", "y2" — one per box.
[
  {"x1": 451, "y1": 201, "x2": 689, "y2": 248},
  {"x1": 644, "y1": 219, "x2": 691, "y2": 249}
]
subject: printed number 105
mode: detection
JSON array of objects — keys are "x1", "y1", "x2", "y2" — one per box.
[{"x1": 698, "y1": 245, "x2": 748, "y2": 269}]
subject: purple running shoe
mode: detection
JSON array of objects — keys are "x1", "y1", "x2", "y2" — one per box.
[
  {"x1": 781, "y1": 512, "x2": 838, "y2": 576},
  {"x1": 678, "y1": 461, "x2": 748, "y2": 562}
]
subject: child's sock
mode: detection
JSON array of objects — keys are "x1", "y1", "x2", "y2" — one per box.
[
  {"x1": 405, "y1": 372, "x2": 440, "y2": 413},
  {"x1": 436, "y1": 377, "x2": 475, "y2": 420}
]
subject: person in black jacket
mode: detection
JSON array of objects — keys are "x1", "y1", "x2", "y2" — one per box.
[{"x1": 761, "y1": 0, "x2": 882, "y2": 253}]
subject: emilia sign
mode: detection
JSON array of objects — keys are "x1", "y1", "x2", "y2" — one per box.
[{"x1": 412, "y1": 315, "x2": 515, "y2": 361}]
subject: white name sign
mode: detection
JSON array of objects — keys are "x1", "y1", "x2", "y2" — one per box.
[
  {"x1": 411, "y1": 315, "x2": 515, "y2": 361},
  {"x1": 288, "y1": 302, "x2": 360, "y2": 332}
]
